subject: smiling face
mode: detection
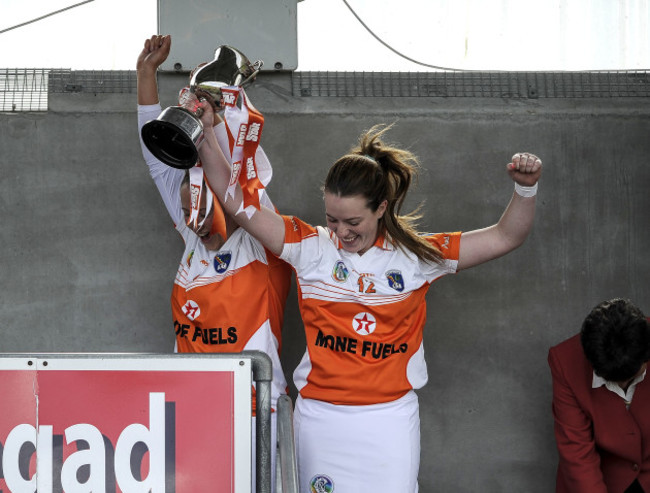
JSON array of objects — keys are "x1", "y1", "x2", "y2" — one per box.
[
  {"x1": 180, "y1": 182, "x2": 225, "y2": 251},
  {"x1": 324, "y1": 192, "x2": 387, "y2": 255}
]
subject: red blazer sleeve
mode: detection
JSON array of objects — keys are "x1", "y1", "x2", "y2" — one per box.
[{"x1": 548, "y1": 341, "x2": 609, "y2": 493}]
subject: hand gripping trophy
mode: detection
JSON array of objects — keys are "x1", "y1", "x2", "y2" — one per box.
[{"x1": 141, "y1": 45, "x2": 262, "y2": 169}]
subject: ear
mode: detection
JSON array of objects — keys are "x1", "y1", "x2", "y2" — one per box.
[{"x1": 376, "y1": 199, "x2": 388, "y2": 218}]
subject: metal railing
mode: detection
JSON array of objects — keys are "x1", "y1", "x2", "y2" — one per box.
[
  {"x1": 0, "y1": 68, "x2": 48, "y2": 111},
  {"x1": 276, "y1": 394, "x2": 299, "y2": 493},
  {"x1": 292, "y1": 70, "x2": 650, "y2": 98},
  {"x1": 48, "y1": 69, "x2": 137, "y2": 94},
  {"x1": 247, "y1": 351, "x2": 274, "y2": 493},
  {"x1": 5, "y1": 68, "x2": 647, "y2": 113}
]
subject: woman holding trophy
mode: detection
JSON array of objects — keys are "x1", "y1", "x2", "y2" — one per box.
[
  {"x1": 194, "y1": 87, "x2": 542, "y2": 491},
  {"x1": 136, "y1": 34, "x2": 291, "y2": 491}
]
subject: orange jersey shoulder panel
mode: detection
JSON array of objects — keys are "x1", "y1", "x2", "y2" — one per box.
[{"x1": 282, "y1": 215, "x2": 318, "y2": 244}]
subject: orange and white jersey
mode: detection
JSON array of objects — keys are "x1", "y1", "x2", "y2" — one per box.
[
  {"x1": 280, "y1": 215, "x2": 461, "y2": 406},
  {"x1": 138, "y1": 103, "x2": 292, "y2": 409},
  {"x1": 171, "y1": 226, "x2": 291, "y2": 408}
]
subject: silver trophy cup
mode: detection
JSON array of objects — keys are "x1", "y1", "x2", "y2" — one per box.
[{"x1": 141, "y1": 45, "x2": 262, "y2": 169}]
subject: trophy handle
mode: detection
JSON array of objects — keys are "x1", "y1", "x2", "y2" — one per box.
[{"x1": 239, "y1": 59, "x2": 264, "y2": 88}]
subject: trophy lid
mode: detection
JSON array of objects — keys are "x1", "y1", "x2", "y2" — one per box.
[{"x1": 190, "y1": 45, "x2": 262, "y2": 100}]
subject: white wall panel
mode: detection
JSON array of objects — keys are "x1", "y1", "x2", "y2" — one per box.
[{"x1": 159, "y1": 0, "x2": 298, "y2": 72}]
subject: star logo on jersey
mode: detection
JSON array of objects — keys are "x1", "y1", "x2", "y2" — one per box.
[
  {"x1": 182, "y1": 300, "x2": 201, "y2": 321},
  {"x1": 214, "y1": 252, "x2": 232, "y2": 274},
  {"x1": 386, "y1": 269, "x2": 405, "y2": 292},
  {"x1": 331, "y1": 260, "x2": 349, "y2": 282},
  {"x1": 310, "y1": 474, "x2": 334, "y2": 493},
  {"x1": 352, "y1": 312, "x2": 376, "y2": 336}
]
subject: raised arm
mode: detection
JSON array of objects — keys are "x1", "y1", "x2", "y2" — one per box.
[
  {"x1": 457, "y1": 153, "x2": 542, "y2": 271},
  {"x1": 135, "y1": 34, "x2": 190, "y2": 225},
  {"x1": 136, "y1": 34, "x2": 171, "y2": 105},
  {"x1": 196, "y1": 101, "x2": 286, "y2": 256}
]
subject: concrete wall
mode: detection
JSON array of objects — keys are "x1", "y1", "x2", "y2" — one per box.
[{"x1": 1, "y1": 71, "x2": 649, "y2": 492}]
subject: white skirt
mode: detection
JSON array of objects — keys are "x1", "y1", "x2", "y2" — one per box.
[{"x1": 293, "y1": 391, "x2": 420, "y2": 493}]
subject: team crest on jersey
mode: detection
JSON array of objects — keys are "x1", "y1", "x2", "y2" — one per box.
[
  {"x1": 331, "y1": 260, "x2": 349, "y2": 282},
  {"x1": 386, "y1": 269, "x2": 405, "y2": 292},
  {"x1": 182, "y1": 300, "x2": 201, "y2": 321},
  {"x1": 310, "y1": 474, "x2": 334, "y2": 493},
  {"x1": 214, "y1": 252, "x2": 232, "y2": 274},
  {"x1": 186, "y1": 250, "x2": 194, "y2": 267},
  {"x1": 352, "y1": 312, "x2": 376, "y2": 336}
]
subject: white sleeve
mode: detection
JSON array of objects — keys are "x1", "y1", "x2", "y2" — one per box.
[{"x1": 137, "y1": 103, "x2": 184, "y2": 226}]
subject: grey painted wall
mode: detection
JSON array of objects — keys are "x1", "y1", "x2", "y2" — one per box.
[{"x1": 1, "y1": 72, "x2": 648, "y2": 492}]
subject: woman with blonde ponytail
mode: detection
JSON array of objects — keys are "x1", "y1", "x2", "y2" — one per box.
[{"x1": 196, "y1": 104, "x2": 542, "y2": 492}]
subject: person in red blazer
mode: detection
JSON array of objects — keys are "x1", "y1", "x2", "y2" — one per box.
[{"x1": 549, "y1": 298, "x2": 650, "y2": 493}]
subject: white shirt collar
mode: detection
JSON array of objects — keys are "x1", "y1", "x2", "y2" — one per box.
[{"x1": 592, "y1": 369, "x2": 646, "y2": 405}]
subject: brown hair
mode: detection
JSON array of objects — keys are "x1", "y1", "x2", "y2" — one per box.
[{"x1": 324, "y1": 124, "x2": 443, "y2": 264}]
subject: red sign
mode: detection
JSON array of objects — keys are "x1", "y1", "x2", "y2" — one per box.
[{"x1": 0, "y1": 356, "x2": 251, "y2": 492}]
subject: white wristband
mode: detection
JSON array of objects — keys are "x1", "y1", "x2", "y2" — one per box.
[{"x1": 515, "y1": 182, "x2": 538, "y2": 197}]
